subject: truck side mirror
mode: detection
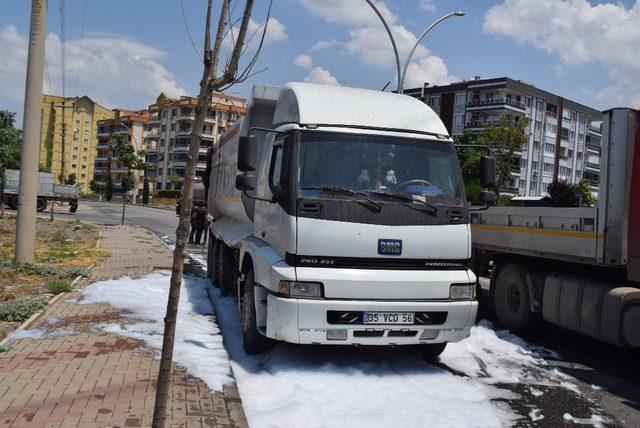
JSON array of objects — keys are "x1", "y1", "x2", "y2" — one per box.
[
  {"x1": 479, "y1": 190, "x2": 495, "y2": 205},
  {"x1": 237, "y1": 135, "x2": 257, "y2": 172},
  {"x1": 235, "y1": 174, "x2": 255, "y2": 191},
  {"x1": 480, "y1": 156, "x2": 496, "y2": 188}
]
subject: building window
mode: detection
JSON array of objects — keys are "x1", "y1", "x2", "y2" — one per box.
[
  {"x1": 81, "y1": 174, "x2": 86, "y2": 178},
  {"x1": 547, "y1": 124, "x2": 557, "y2": 134},
  {"x1": 454, "y1": 93, "x2": 466, "y2": 106},
  {"x1": 161, "y1": 125, "x2": 166, "y2": 132},
  {"x1": 171, "y1": 124, "x2": 176, "y2": 131},
  {"x1": 571, "y1": 111, "x2": 577, "y2": 122},
  {"x1": 172, "y1": 108, "x2": 177, "y2": 116},
  {"x1": 526, "y1": 96, "x2": 532, "y2": 107},
  {"x1": 83, "y1": 147, "x2": 88, "y2": 152},
  {"x1": 453, "y1": 113, "x2": 464, "y2": 126},
  {"x1": 430, "y1": 97, "x2": 440, "y2": 107},
  {"x1": 75, "y1": 119, "x2": 80, "y2": 125},
  {"x1": 71, "y1": 163, "x2": 77, "y2": 168},
  {"x1": 83, "y1": 138, "x2": 88, "y2": 143},
  {"x1": 544, "y1": 143, "x2": 554, "y2": 154},
  {"x1": 82, "y1": 165, "x2": 87, "y2": 169},
  {"x1": 536, "y1": 99, "x2": 543, "y2": 111},
  {"x1": 543, "y1": 163, "x2": 553, "y2": 174}
]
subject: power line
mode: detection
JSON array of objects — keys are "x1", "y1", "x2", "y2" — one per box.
[
  {"x1": 179, "y1": 0, "x2": 203, "y2": 62},
  {"x1": 74, "y1": 0, "x2": 87, "y2": 96}
]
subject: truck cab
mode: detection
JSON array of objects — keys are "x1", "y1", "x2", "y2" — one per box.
[{"x1": 208, "y1": 83, "x2": 490, "y2": 355}]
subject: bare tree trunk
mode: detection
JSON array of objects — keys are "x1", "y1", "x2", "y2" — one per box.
[
  {"x1": 152, "y1": 1, "x2": 257, "y2": 425},
  {"x1": 121, "y1": 194, "x2": 126, "y2": 225}
]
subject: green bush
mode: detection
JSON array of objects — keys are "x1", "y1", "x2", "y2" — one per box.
[
  {"x1": 58, "y1": 265, "x2": 89, "y2": 278},
  {"x1": 0, "y1": 299, "x2": 47, "y2": 322},
  {"x1": 45, "y1": 278, "x2": 73, "y2": 294},
  {"x1": 156, "y1": 189, "x2": 181, "y2": 198}
]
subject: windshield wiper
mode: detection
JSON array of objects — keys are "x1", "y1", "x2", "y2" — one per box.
[
  {"x1": 303, "y1": 186, "x2": 381, "y2": 212},
  {"x1": 367, "y1": 191, "x2": 438, "y2": 215}
]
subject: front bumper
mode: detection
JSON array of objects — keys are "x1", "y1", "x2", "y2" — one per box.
[{"x1": 265, "y1": 295, "x2": 477, "y2": 345}]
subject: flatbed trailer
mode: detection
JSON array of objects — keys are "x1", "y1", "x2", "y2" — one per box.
[{"x1": 472, "y1": 108, "x2": 640, "y2": 348}]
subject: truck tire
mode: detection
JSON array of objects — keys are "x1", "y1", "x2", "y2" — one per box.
[
  {"x1": 216, "y1": 241, "x2": 234, "y2": 296},
  {"x1": 208, "y1": 237, "x2": 219, "y2": 281},
  {"x1": 36, "y1": 197, "x2": 47, "y2": 212},
  {"x1": 418, "y1": 343, "x2": 447, "y2": 361},
  {"x1": 493, "y1": 263, "x2": 539, "y2": 332},
  {"x1": 7, "y1": 196, "x2": 18, "y2": 210},
  {"x1": 241, "y1": 267, "x2": 273, "y2": 354}
]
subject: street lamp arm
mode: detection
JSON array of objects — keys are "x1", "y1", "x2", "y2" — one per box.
[
  {"x1": 363, "y1": 0, "x2": 402, "y2": 93},
  {"x1": 398, "y1": 11, "x2": 464, "y2": 94}
]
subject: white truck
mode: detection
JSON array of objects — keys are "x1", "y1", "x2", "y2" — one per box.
[
  {"x1": 472, "y1": 108, "x2": 640, "y2": 348},
  {"x1": 207, "y1": 83, "x2": 495, "y2": 355}
]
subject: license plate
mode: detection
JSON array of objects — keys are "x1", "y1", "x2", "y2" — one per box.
[{"x1": 363, "y1": 312, "x2": 414, "y2": 325}]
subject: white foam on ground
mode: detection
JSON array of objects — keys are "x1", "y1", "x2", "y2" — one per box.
[
  {"x1": 563, "y1": 413, "x2": 607, "y2": 426},
  {"x1": 208, "y1": 287, "x2": 515, "y2": 428},
  {"x1": 441, "y1": 321, "x2": 576, "y2": 390},
  {"x1": 529, "y1": 408, "x2": 544, "y2": 421},
  {"x1": 188, "y1": 253, "x2": 208, "y2": 269},
  {"x1": 5, "y1": 327, "x2": 46, "y2": 341},
  {"x1": 80, "y1": 272, "x2": 233, "y2": 391}
]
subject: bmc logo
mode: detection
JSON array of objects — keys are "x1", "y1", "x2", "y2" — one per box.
[{"x1": 378, "y1": 239, "x2": 402, "y2": 256}]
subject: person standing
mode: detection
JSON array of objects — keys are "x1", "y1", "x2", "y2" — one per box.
[
  {"x1": 194, "y1": 204, "x2": 207, "y2": 245},
  {"x1": 188, "y1": 202, "x2": 199, "y2": 244}
]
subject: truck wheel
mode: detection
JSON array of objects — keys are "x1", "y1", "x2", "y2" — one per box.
[
  {"x1": 208, "y1": 237, "x2": 219, "y2": 281},
  {"x1": 7, "y1": 196, "x2": 18, "y2": 210},
  {"x1": 241, "y1": 267, "x2": 273, "y2": 354},
  {"x1": 216, "y1": 242, "x2": 234, "y2": 296},
  {"x1": 36, "y1": 197, "x2": 47, "y2": 212},
  {"x1": 493, "y1": 263, "x2": 539, "y2": 332},
  {"x1": 417, "y1": 343, "x2": 447, "y2": 361}
]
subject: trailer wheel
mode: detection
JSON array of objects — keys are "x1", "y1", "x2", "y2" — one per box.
[
  {"x1": 36, "y1": 197, "x2": 47, "y2": 212},
  {"x1": 493, "y1": 263, "x2": 539, "y2": 332},
  {"x1": 241, "y1": 267, "x2": 274, "y2": 354}
]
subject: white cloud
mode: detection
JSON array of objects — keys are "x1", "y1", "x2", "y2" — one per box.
[
  {"x1": 247, "y1": 17, "x2": 287, "y2": 45},
  {"x1": 304, "y1": 67, "x2": 340, "y2": 86},
  {"x1": 483, "y1": 0, "x2": 640, "y2": 108},
  {"x1": 419, "y1": 0, "x2": 436, "y2": 12},
  {"x1": 294, "y1": 54, "x2": 314, "y2": 69},
  {"x1": 309, "y1": 39, "x2": 339, "y2": 53},
  {"x1": 0, "y1": 25, "x2": 186, "y2": 110},
  {"x1": 298, "y1": 0, "x2": 397, "y2": 27},
  {"x1": 298, "y1": 0, "x2": 456, "y2": 90}
]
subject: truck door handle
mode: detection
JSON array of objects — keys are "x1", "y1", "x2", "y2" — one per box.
[{"x1": 448, "y1": 210, "x2": 464, "y2": 221}]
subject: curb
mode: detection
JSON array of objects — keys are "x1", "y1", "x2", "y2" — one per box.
[{"x1": 0, "y1": 274, "x2": 84, "y2": 347}]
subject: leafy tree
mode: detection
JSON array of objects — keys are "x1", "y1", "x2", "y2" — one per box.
[
  {"x1": 65, "y1": 173, "x2": 76, "y2": 185},
  {"x1": 105, "y1": 175, "x2": 114, "y2": 201},
  {"x1": 115, "y1": 135, "x2": 147, "y2": 224},
  {"x1": 89, "y1": 179, "x2": 98, "y2": 192},
  {"x1": 547, "y1": 179, "x2": 580, "y2": 207},
  {"x1": 170, "y1": 171, "x2": 183, "y2": 190},
  {"x1": 142, "y1": 177, "x2": 150, "y2": 204},
  {"x1": 0, "y1": 111, "x2": 21, "y2": 171},
  {"x1": 39, "y1": 164, "x2": 51, "y2": 173},
  {"x1": 578, "y1": 179, "x2": 595, "y2": 206},
  {"x1": 476, "y1": 116, "x2": 528, "y2": 197},
  {"x1": 454, "y1": 131, "x2": 483, "y2": 204}
]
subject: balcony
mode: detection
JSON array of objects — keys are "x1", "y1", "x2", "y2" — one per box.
[
  {"x1": 467, "y1": 98, "x2": 526, "y2": 111},
  {"x1": 145, "y1": 129, "x2": 159, "y2": 139},
  {"x1": 465, "y1": 118, "x2": 501, "y2": 129},
  {"x1": 586, "y1": 162, "x2": 600, "y2": 170},
  {"x1": 96, "y1": 129, "x2": 111, "y2": 137},
  {"x1": 586, "y1": 141, "x2": 600, "y2": 152},
  {"x1": 175, "y1": 128, "x2": 192, "y2": 136},
  {"x1": 510, "y1": 165, "x2": 521, "y2": 174},
  {"x1": 175, "y1": 112, "x2": 195, "y2": 121}
]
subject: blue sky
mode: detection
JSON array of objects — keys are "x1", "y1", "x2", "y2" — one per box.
[{"x1": 1, "y1": 0, "x2": 639, "y2": 124}]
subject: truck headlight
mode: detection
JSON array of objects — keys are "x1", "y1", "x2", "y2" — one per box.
[
  {"x1": 278, "y1": 280, "x2": 324, "y2": 298},
  {"x1": 450, "y1": 283, "x2": 475, "y2": 300}
]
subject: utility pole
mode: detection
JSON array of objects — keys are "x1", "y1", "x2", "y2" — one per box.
[
  {"x1": 553, "y1": 96, "x2": 564, "y2": 182},
  {"x1": 15, "y1": 0, "x2": 47, "y2": 263}
]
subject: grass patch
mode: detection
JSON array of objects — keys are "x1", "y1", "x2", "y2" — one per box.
[
  {"x1": 0, "y1": 299, "x2": 47, "y2": 322},
  {"x1": 45, "y1": 278, "x2": 73, "y2": 295}
]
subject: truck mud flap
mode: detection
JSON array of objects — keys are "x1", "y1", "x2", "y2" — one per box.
[{"x1": 542, "y1": 273, "x2": 640, "y2": 347}]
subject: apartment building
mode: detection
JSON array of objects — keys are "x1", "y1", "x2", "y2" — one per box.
[
  {"x1": 404, "y1": 77, "x2": 603, "y2": 197},
  {"x1": 40, "y1": 94, "x2": 114, "y2": 192},
  {"x1": 93, "y1": 109, "x2": 149, "y2": 196},
  {"x1": 146, "y1": 92, "x2": 247, "y2": 192}
]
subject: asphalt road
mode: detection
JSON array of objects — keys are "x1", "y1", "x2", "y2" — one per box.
[
  {"x1": 37, "y1": 200, "x2": 181, "y2": 242},
  {"x1": 35, "y1": 201, "x2": 640, "y2": 426}
]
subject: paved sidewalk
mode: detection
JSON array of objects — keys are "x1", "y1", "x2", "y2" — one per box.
[{"x1": 0, "y1": 226, "x2": 246, "y2": 427}]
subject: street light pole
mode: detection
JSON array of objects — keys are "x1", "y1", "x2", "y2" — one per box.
[
  {"x1": 363, "y1": 0, "x2": 401, "y2": 93},
  {"x1": 15, "y1": 0, "x2": 47, "y2": 263},
  {"x1": 398, "y1": 11, "x2": 465, "y2": 94},
  {"x1": 362, "y1": 0, "x2": 464, "y2": 94}
]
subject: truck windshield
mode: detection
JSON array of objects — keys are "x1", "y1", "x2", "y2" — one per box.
[{"x1": 298, "y1": 131, "x2": 465, "y2": 207}]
